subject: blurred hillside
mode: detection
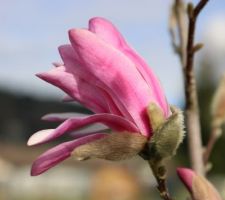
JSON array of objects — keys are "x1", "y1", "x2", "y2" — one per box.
[
  {"x1": 197, "y1": 58, "x2": 225, "y2": 174},
  {"x1": 0, "y1": 89, "x2": 89, "y2": 143}
]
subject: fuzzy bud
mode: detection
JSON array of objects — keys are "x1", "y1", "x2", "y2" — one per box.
[
  {"x1": 149, "y1": 105, "x2": 185, "y2": 160},
  {"x1": 147, "y1": 102, "x2": 166, "y2": 132},
  {"x1": 72, "y1": 132, "x2": 147, "y2": 161}
]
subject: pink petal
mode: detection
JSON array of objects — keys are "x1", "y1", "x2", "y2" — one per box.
[
  {"x1": 27, "y1": 129, "x2": 54, "y2": 146},
  {"x1": 177, "y1": 168, "x2": 194, "y2": 192},
  {"x1": 52, "y1": 62, "x2": 63, "y2": 67},
  {"x1": 59, "y1": 45, "x2": 133, "y2": 125},
  {"x1": 89, "y1": 17, "x2": 170, "y2": 117},
  {"x1": 31, "y1": 133, "x2": 107, "y2": 176},
  {"x1": 28, "y1": 113, "x2": 139, "y2": 146},
  {"x1": 58, "y1": 45, "x2": 123, "y2": 117},
  {"x1": 42, "y1": 113, "x2": 109, "y2": 137},
  {"x1": 177, "y1": 168, "x2": 222, "y2": 200},
  {"x1": 62, "y1": 95, "x2": 74, "y2": 102},
  {"x1": 89, "y1": 17, "x2": 126, "y2": 50},
  {"x1": 69, "y1": 126, "x2": 110, "y2": 139},
  {"x1": 37, "y1": 66, "x2": 107, "y2": 113},
  {"x1": 69, "y1": 29, "x2": 154, "y2": 136}
]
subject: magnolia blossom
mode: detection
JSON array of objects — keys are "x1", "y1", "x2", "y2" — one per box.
[
  {"x1": 177, "y1": 168, "x2": 222, "y2": 200},
  {"x1": 28, "y1": 17, "x2": 170, "y2": 176}
]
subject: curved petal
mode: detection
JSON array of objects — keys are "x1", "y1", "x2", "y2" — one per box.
[
  {"x1": 58, "y1": 45, "x2": 124, "y2": 117},
  {"x1": 69, "y1": 29, "x2": 154, "y2": 136},
  {"x1": 89, "y1": 17, "x2": 126, "y2": 50},
  {"x1": 28, "y1": 113, "x2": 140, "y2": 146},
  {"x1": 27, "y1": 129, "x2": 54, "y2": 146},
  {"x1": 37, "y1": 66, "x2": 108, "y2": 113},
  {"x1": 89, "y1": 17, "x2": 170, "y2": 117},
  {"x1": 177, "y1": 168, "x2": 194, "y2": 193},
  {"x1": 41, "y1": 113, "x2": 110, "y2": 137},
  {"x1": 69, "y1": 123, "x2": 110, "y2": 139},
  {"x1": 31, "y1": 133, "x2": 107, "y2": 176}
]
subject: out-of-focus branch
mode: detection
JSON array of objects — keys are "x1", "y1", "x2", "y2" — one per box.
[
  {"x1": 204, "y1": 74, "x2": 225, "y2": 167},
  {"x1": 203, "y1": 126, "x2": 222, "y2": 166},
  {"x1": 169, "y1": 0, "x2": 187, "y2": 68},
  {"x1": 169, "y1": 0, "x2": 209, "y2": 176},
  {"x1": 184, "y1": 0, "x2": 209, "y2": 176}
]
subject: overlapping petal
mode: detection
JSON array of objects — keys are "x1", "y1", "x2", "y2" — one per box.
[
  {"x1": 88, "y1": 17, "x2": 170, "y2": 117},
  {"x1": 69, "y1": 29, "x2": 153, "y2": 136},
  {"x1": 30, "y1": 17, "x2": 171, "y2": 176},
  {"x1": 28, "y1": 113, "x2": 139, "y2": 146},
  {"x1": 31, "y1": 133, "x2": 107, "y2": 176},
  {"x1": 58, "y1": 45, "x2": 124, "y2": 117},
  {"x1": 37, "y1": 66, "x2": 108, "y2": 113}
]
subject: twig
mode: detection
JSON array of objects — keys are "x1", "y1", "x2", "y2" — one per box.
[
  {"x1": 184, "y1": 0, "x2": 209, "y2": 176},
  {"x1": 204, "y1": 74, "x2": 225, "y2": 169},
  {"x1": 170, "y1": 0, "x2": 209, "y2": 176},
  {"x1": 203, "y1": 126, "x2": 222, "y2": 166},
  {"x1": 148, "y1": 161, "x2": 173, "y2": 200}
]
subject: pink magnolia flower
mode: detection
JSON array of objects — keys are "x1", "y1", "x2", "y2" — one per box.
[
  {"x1": 177, "y1": 168, "x2": 222, "y2": 200},
  {"x1": 28, "y1": 17, "x2": 170, "y2": 176}
]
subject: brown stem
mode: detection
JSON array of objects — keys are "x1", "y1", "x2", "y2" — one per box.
[
  {"x1": 194, "y1": 0, "x2": 209, "y2": 16},
  {"x1": 170, "y1": 0, "x2": 209, "y2": 175},
  {"x1": 184, "y1": 0, "x2": 209, "y2": 176},
  {"x1": 203, "y1": 126, "x2": 222, "y2": 166},
  {"x1": 148, "y1": 161, "x2": 173, "y2": 200}
]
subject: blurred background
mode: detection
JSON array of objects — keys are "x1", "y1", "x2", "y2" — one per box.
[{"x1": 0, "y1": 0, "x2": 225, "y2": 199}]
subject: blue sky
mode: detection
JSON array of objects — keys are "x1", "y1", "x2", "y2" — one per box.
[{"x1": 0, "y1": 0, "x2": 225, "y2": 106}]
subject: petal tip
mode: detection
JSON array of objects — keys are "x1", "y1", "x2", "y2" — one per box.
[
  {"x1": 89, "y1": 16, "x2": 105, "y2": 25},
  {"x1": 58, "y1": 44, "x2": 69, "y2": 52},
  {"x1": 27, "y1": 129, "x2": 54, "y2": 146},
  {"x1": 30, "y1": 160, "x2": 50, "y2": 176},
  {"x1": 35, "y1": 72, "x2": 45, "y2": 79},
  {"x1": 68, "y1": 28, "x2": 90, "y2": 43},
  {"x1": 30, "y1": 167, "x2": 40, "y2": 176},
  {"x1": 177, "y1": 168, "x2": 194, "y2": 191},
  {"x1": 68, "y1": 29, "x2": 78, "y2": 38},
  {"x1": 52, "y1": 62, "x2": 63, "y2": 67},
  {"x1": 41, "y1": 114, "x2": 53, "y2": 121}
]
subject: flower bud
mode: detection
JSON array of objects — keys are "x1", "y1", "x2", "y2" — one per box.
[
  {"x1": 177, "y1": 168, "x2": 222, "y2": 200},
  {"x1": 149, "y1": 106, "x2": 184, "y2": 160},
  {"x1": 72, "y1": 132, "x2": 147, "y2": 161},
  {"x1": 147, "y1": 102, "x2": 166, "y2": 132}
]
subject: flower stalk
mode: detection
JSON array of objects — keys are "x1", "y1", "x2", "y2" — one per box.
[
  {"x1": 143, "y1": 104, "x2": 184, "y2": 200},
  {"x1": 204, "y1": 73, "x2": 225, "y2": 167},
  {"x1": 148, "y1": 160, "x2": 173, "y2": 200}
]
